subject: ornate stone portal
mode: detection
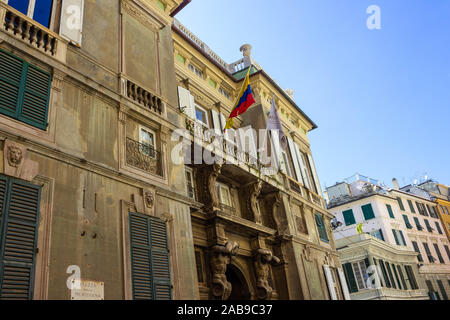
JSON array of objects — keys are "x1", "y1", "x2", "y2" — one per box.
[
  {"x1": 209, "y1": 241, "x2": 239, "y2": 300},
  {"x1": 253, "y1": 248, "x2": 280, "y2": 300}
]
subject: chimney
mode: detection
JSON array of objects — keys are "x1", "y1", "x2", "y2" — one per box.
[
  {"x1": 240, "y1": 44, "x2": 252, "y2": 68},
  {"x1": 392, "y1": 178, "x2": 400, "y2": 190}
]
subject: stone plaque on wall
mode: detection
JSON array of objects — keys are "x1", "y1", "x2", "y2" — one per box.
[{"x1": 71, "y1": 280, "x2": 104, "y2": 300}]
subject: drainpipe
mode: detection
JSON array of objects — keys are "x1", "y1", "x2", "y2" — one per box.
[{"x1": 170, "y1": 0, "x2": 191, "y2": 17}]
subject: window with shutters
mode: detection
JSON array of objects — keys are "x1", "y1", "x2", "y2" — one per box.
[
  {"x1": 397, "y1": 265, "x2": 408, "y2": 290},
  {"x1": 343, "y1": 263, "x2": 358, "y2": 293},
  {"x1": 423, "y1": 242, "x2": 436, "y2": 263},
  {"x1": 385, "y1": 262, "x2": 397, "y2": 289},
  {"x1": 433, "y1": 244, "x2": 444, "y2": 264},
  {"x1": 0, "y1": 175, "x2": 41, "y2": 300},
  {"x1": 0, "y1": 49, "x2": 52, "y2": 130},
  {"x1": 315, "y1": 213, "x2": 329, "y2": 243},
  {"x1": 351, "y1": 261, "x2": 368, "y2": 290},
  {"x1": 403, "y1": 215, "x2": 413, "y2": 229},
  {"x1": 444, "y1": 245, "x2": 450, "y2": 261},
  {"x1": 413, "y1": 217, "x2": 424, "y2": 231},
  {"x1": 216, "y1": 182, "x2": 232, "y2": 209},
  {"x1": 424, "y1": 219, "x2": 434, "y2": 232},
  {"x1": 342, "y1": 209, "x2": 355, "y2": 226},
  {"x1": 361, "y1": 204, "x2": 375, "y2": 221},
  {"x1": 369, "y1": 229, "x2": 385, "y2": 241},
  {"x1": 437, "y1": 280, "x2": 448, "y2": 300},
  {"x1": 435, "y1": 222, "x2": 443, "y2": 235},
  {"x1": 392, "y1": 230, "x2": 401, "y2": 246},
  {"x1": 386, "y1": 204, "x2": 395, "y2": 219},
  {"x1": 129, "y1": 212, "x2": 171, "y2": 300},
  {"x1": 407, "y1": 200, "x2": 416, "y2": 213},
  {"x1": 378, "y1": 260, "x2": 391, "y2": 288},
  {"x1": 397, "y1": 197, "x2": 405, "y2": 211},
  {"x1": 194, "y1": 248, "x2": 206, "y2": 284},
  {"x1": 392, "y1": 264, "x2": 402, "y2": 290},
  {"x1": 185, "y1": 168, "x2": 195, "y2": 200},
  {"x1": 412, "y1": 241, "x2": 424, "y2": 262}
]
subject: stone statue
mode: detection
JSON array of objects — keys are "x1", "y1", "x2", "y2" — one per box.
[
  {"x1": 248, "y1": 181, "x2": 263, "y2": 224},
  {"x1": 254, "y1": 248, "x2": 280, "y2": 300},
  {"x1": 240, "y1": 44, "x2": 252, "y2": 57},
  {"x1": 210, "y1": 241, "x2": 239, "y2": 300}
]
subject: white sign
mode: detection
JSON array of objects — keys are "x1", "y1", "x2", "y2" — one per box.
[{"x1": 71, "y1": 279, "x2": 104, "y2": 300}]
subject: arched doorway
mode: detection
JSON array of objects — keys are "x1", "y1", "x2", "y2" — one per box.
[{"x1": 226, "y1": 264, "x2": 251, "y2": 300}]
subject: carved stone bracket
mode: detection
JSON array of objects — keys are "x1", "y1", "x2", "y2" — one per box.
[
  {"x1": 253, "y1": 248, "x2": 280, "y2": 300},
  {"x1": 209, "y1": 241, "x2": 239, "y2": 300},
  {"x1": 196, "y1": 163, "x2": 222, "y2": 214}
]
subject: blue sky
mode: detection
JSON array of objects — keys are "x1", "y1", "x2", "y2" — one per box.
[{"x1": 176, "y1": 0, "x2": 450, "y2": 189}]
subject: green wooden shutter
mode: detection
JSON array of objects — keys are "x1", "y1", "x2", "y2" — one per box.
[
  {"x1": 361, "y1": 204, "x2": 375, "y2": 220},
  {"x1": 343, "y1": 263, "x2": 358, "y2": 293},
  {"x1": 315, "y1": 213, "x2": 329, "y2": 242},
  {"x1": 397, "y1": 265, "x2": 408, "y2": 290},
  {"x1": 129, "y1": 212, "x2": 171, "y2": 300},
  {"x1": 398, "y1": 230, "x2": 406, "y2": 246},
  {"x1": 386, "y1": 204, "x2": 395, "y2": 219},
  {"x1": 343, "y1": 209, "x2": 355, "y2": 226},
  {"x1": 19, "y1": 65, "x2": 51, "y2": 130},
  {"x1": 392, "y1": 229, "x2": 400, "y2": 245},
  {"x1": 129, "y1": 212, "x2": 153, "y2": 300},
  {"x1": 149, "y1": 216, "x2": 171, "y2": 300},
  {"x1": 0, "y1": 50, "x2": 24, "y2": 118},
  {"x1": 397, "y1": 197, "x2": 405, "y2": 211},
  {"x1": 0, "y1": 178, "x2": 41, "y2": 300},
  {"x1": 437, "y1": 280, "x2": 448, "y2": 300},
  {"x1": 0, "y1": 49, "x2": 51, "y2": 131}
]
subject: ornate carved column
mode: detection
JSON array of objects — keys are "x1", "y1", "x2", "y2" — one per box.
[
  {"x1": 209, "y1": 241, "x2": 239, "y2": 300},
  {"x1": 196, "y1": 163, "x2": 222, "y2": 214}
]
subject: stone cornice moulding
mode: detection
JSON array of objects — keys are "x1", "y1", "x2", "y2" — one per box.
[{"x1": 122, "y1": 0, "x2": 168, "y2": 31}]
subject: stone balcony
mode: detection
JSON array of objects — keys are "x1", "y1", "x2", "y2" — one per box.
[{"x1": 0, "y1": 2, "x2": 67, "y2": 63}]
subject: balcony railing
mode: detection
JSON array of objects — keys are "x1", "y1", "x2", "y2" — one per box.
[
  {"x1": 126, "y1": 138, "x2": 162, "y2": 176},
  {"x1": 1, "y1": 4, "x2": 59, "y2": 57},
  {"x1": 126, "y1": 80, "x2": 163, "y2": 115},
  {"x1": 289, "y1": 179, "x2": 303, "y2": 196}
]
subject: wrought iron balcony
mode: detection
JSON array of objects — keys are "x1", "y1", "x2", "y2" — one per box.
[{"x1": 126, "y1": 138, "x2": 162, "y2": 177}]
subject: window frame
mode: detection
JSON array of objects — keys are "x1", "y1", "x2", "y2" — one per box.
[
  {"x1": 185, "y1": 167, "x2": 195, "y2": 200},
  {"x1": 351, "y1": 261, "x2": 368, "y2": 291},
  {"x1": 216, "y1": 182, "x2": 232, "y2": 208},
  {"x1": 342, "y1": 209, "x2": 356, "y2": 226},
  {"x1": 139, "y1": 125, "x2": 157, "y2": 158},
  {"x1": 193, "y1": 104, "x2": 209, "y2": 128},
  {"x1": 361, "y1": 203, "x2": 375, "y2": 221},
  {"x1": 6, "y1": 0, "x2": 58, "y2": 29}
]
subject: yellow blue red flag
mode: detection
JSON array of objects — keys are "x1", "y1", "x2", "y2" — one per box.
[{"x1": 224, "y1": 68, "x2": 256, "y2": 131}]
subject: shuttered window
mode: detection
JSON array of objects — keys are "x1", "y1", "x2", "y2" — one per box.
[
  {"x1": 397, "y1": 197, "x2": 405, "y2": 211},
  {"x1": 0, "y1": 175, "x2": 41, "y2": 300},
  {"x1": 0, "y1": 49, "x2": 51, "y2": 130},
  {"x1": 386, "y1": 204, "x2": 395, "y2": 219},
  {"x1": 433, "y1": 244, "x2": 444, "y2": 264},
  {"x1": 404, "y1": 265, "x2": 418, "y2": 290},
  {"x1": 129, "y1": 212, "x2": 171, "y2": 300},
  {"x1": 314, "y1": 213, "x2": 329, "y2": 242},
  {"x1": 403, "y1": 215, "x2": 413, "y2": 229},
  {"x1": 361, "y1": 204, "x2": 375, "y2": 220},
  {"x1": 437, "y1": 280, "x2": 448, "y2": 300},
  {"x1": 412, "y1": 241, "x2": 423, "y2": 262},
  {"x1": 397, "y1": 265, "x2": 408, "y2": 290},
  {"x1": 435, "y1": 222, "x2": 443, "y2": 235},
  {"x1": 407, "y1": 200, "x2": 416, "y2": 213},
  {"x1": 342, "y1": 263, "x2": 358, "y2": 293},
  {"x1": 342, "y1": 209, "x2": 355, "y2": 226}
]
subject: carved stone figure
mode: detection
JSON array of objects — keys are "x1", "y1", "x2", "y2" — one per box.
[
  {"x1": 197, "y1": 163, "x2": 222, "y2": 213},
  {"x1": 210, "y1": 241, "x2": 239, "y2": 300},
  {"x1": 247, "y1": 181, "x2": 263, "y2": 224},
  {"x1": 254, "y1": 248, "x2": 280, "y2": 300},
  {"x1": 7, "y1": 145, "x2": 23, "y2": 167},
  {"x1": 240, "y1": 44, "x2": 252, "y2": 57},
  {"x1": 144, "y1": 191, "x2": 154, "y2": 209}
]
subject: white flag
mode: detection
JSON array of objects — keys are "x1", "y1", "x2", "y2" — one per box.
[{"x1": 266, "y1": 97, "x2": 287, "y2": 150}]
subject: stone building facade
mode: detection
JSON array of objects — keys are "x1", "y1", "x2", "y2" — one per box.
[{"x1": 0, "y1": 0, "x2": 345, "y2": 300}]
